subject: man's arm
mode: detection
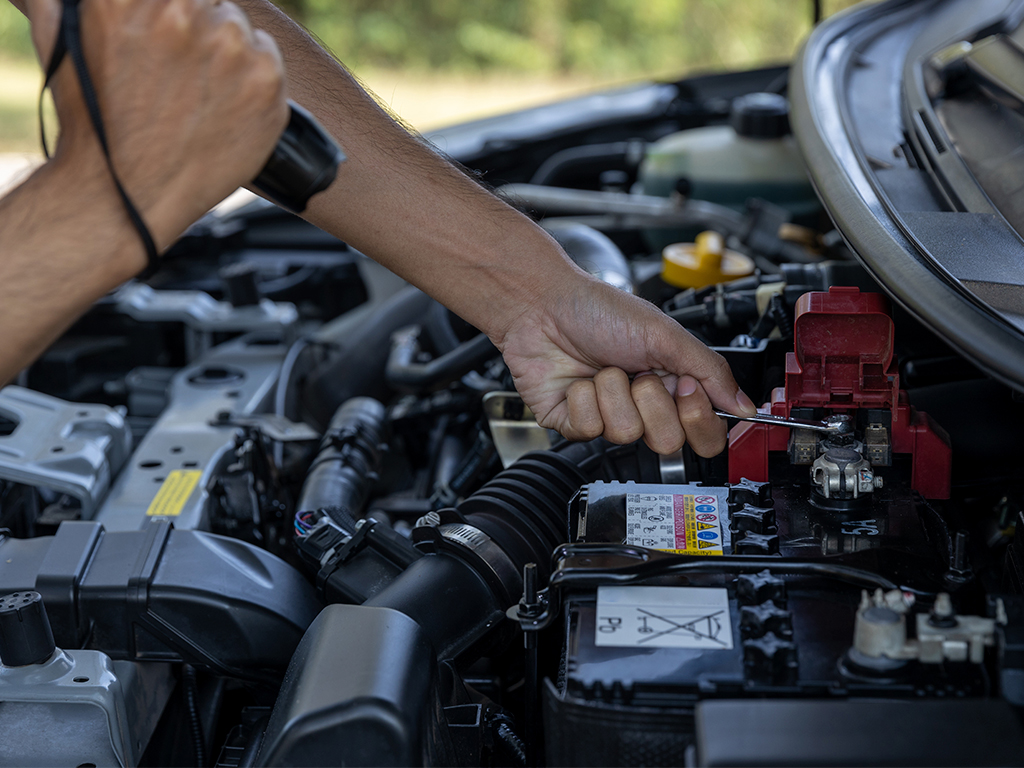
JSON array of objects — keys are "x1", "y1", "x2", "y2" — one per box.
[
  {"x1": 0, "y1": 0, "x2": 288, "y2": 383},
  {"x1": 235, "y1": 0, "x2": 757, "y2": 456}
]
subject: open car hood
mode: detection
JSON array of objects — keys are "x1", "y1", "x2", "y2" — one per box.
[{"x1": 791, "y1": 0, "x2": 1024, "y2": 392}]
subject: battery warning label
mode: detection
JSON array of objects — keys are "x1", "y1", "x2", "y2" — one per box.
[
  {"x1": 625, "y1": 486, "x2": 728, "y2": 556},
  {"x1": 595, "y1": 585, "x2": 733, "y2": 649}
]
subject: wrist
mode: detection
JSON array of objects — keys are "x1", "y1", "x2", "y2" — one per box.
[
  {"x1": 471, "y1": 228, "x2": 589, "y2": 346},
  {"x1": 45, "y1": 150, "x2": 148, "y2": 281}
]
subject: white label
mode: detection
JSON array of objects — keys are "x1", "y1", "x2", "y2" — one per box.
[
  {"x1": 625, "y1": 487, "x2": 727, "y2": 556},
  {"x1": 595, "y1": 585, "x2": 733, "y2": 649}
]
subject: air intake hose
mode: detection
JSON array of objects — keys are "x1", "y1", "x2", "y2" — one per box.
[
  {"x1": 364, "y1": 450, "x2": 586, "y2": 661},
  {"x1": 296, "y1": 397, "x2": 384, "y2": 533}
]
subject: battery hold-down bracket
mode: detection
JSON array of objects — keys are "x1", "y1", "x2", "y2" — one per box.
[{"x1": 728, "y1": 287, "x2": 952, "y2": 498}]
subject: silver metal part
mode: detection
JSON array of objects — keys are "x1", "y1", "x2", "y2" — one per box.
[
  {"x1": 211, "y1": 413, "x2": 319, "y2": 443},
  {"x1": 483, "y1": 392, "x2": 553, "y2": 469},
  {"x1": 714, "y1": 409, "x2": 847, "y2": 435},
  {"x1": 788, "y1": 428, "x2": 819, "y2": 465},
  {"x1": 113, "y1": 283, "x2": 299, "y2": 360},
  {"x1": 95, "y1": 335, "x2": 287, "y2": 531},
  {"x1": 658, "y1": 449, "x2": 687, "y2": 484},
  {"x1": 864, "y1": 423, "x2": 893, "y2": 466},
  {"x1": 852, "y1": 590, "x2": 998, "y2": 665},
  {"x1": 0, "y1": 649, "x2": 173, "y2": 767},
  {"x1": 0, "y1": 387, "x2": 132, "y2": 517},
  {"x1": 810, "y1": 448, "x2": 880, "y2": 499},
  {"x1": 496, "y1": 183, "x2": 747, "y2": 235}
]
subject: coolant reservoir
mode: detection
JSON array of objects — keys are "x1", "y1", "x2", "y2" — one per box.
[
  {"x1": 661, "y1": 230, "x2": 754, "y2": 289},
  {"x1": 639, "y1": 93, "x2": 818, "y2": 246}
]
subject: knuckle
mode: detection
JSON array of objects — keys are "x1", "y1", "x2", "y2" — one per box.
[
  {"x1": 603, "y1": 418, "x2": 643, "y2": 446},
  {"x1": 631, "y1": 374, "x2": 665, "y2": 403},
  {"x1": 621, "y1": 422, "x2": 646, "y2": 444},
  {"x1": 708, "y1": 351, "x2": 733, "y2": 380},
  {"x1": 594, "y1": 366, "x2": 624, "y2": 386},
  {"x1": 215, "y1": 18, "x2": 247, "y2": 55},
  {"x1": 647, "y1": 430, "x2": 684, "y2": 456}
]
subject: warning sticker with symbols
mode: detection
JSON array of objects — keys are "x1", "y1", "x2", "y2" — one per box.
[
  {"x1": 146, "y1": 470, "x2": 202, "y2": 517},
  {"x1": 595, "y1": 585, "x2": 733, "y2": 649},
  {"x1": 624, "y1": 483, "x2": 729, "y2": 556}
]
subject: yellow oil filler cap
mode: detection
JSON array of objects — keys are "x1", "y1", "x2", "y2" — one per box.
[{"x1": 661, "y1": 231, "x2": 755, "y2": 289}]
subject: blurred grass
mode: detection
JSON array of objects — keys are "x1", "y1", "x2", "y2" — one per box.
[{"x1": 0, "y1": 0, "x2": 864, "y2": 153}]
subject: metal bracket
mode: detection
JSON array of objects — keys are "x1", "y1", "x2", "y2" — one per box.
[
  {"x1": 209, "y1": 412, "x2": 319, "y2": 443},
  {"x1": 0, "y1": 387, "x2": 132, "y2": 517},
  {"x1": 482, "y1": 392, "x2": 553, "y2": 468}
]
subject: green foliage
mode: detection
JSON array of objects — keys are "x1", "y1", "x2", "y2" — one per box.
[
  {"x1": 0, "y1": 0, "x2": 863, "y2": 76},
  {"x1": 0, "y1": 1, "x2": 33, "y2": 61},
  {"x1": 293, "y1": 0, "x2": 862, "y2": 77}
]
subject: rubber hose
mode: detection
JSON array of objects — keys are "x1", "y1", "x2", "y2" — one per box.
[
  {"x1": 302, "y1": 286, "x2": 433, "y2": 429},
  {"x1": 385, "y1": 330, "x2": 498, "y2": 391},
  {"x1": 296, "y1": 397, "x2": 385, "y2": 533}
]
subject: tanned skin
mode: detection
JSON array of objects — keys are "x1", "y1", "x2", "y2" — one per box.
[{"x1": 1, "y1": 0, "x2": 756, "y2": 456}]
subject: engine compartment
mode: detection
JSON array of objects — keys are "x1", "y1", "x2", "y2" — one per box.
[{"x1": 2, "y1": 60, "x2": 1024, "y2": 767}]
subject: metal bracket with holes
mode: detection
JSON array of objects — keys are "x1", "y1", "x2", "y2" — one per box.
[{"x1": 0, "y1": 387, "x2": 131, "y2": 517}]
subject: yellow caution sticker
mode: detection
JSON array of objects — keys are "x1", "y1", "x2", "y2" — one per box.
[
  {"x1": 146, "y1": 470, "x2": 202, "y2": 517},
  {"x1": 625, "y1": 486, "x2": 728, "y2": 556}
]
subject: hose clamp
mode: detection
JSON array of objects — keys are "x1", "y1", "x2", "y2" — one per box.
[{"x1": 436, "y1": 523, "x2": 523, "y2": 606}]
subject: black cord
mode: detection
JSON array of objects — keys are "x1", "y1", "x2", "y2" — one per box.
[
  {"x1": 40, "y1": 0, "x2": 160, "y2": 277},
  {"x1": 550, "y1": 552, "x2": 931, "y2": 596},
  {"x1": 182, "y1": 664, "x2": 207, "y2": 767},
  {"x1": 497, "y1": 722, "x2": 527, "y2": 767}
]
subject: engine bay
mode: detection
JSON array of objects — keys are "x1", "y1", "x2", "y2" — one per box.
[{"x1": 2, "y1": 44, "x2": 1024, "y2": 768}]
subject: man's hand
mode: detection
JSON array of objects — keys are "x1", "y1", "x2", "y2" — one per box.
[
  {"x1": 24, "y1": 0, "x2": 289, "y2": 262},
  {"x1": 496, "y1": 272, "x2": 757, "y2": 457},
  {"x1": 0, "y1": 0, "x2": 291, "y2": 384}
]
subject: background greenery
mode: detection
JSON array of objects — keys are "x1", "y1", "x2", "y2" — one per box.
[
  {"x1": 0, "y1": 0, "x2": 863, "y2": 151},
  {"x1": 285, "y1": 0, "x2": 860, "y2": 79}
]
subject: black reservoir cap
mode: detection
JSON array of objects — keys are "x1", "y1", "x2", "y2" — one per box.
[
  {"x1": 0, "y1": 591, "x2": 56, "y2": 666},
  {"x1": 730, "y1": 92, "x2": 791, "y2": 139}
]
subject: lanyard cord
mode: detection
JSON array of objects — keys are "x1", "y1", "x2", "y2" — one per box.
[{"x1": 39, "y1": 0, "x2": 160, "y2": 277}]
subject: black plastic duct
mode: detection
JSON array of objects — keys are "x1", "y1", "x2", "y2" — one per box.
[
  {"x1": 0, "y1": 520, "x2": 320, "y2": 681},
  {"x1": 529, "y1": 140, "x2": 645, "y2": 188}
]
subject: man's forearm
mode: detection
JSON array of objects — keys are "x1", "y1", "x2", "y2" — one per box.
[
  {"x1": 0, "y1": 160, "x2": 140, "y2": 384},
  {"x1": 237, "y1": 0, "x2": 585, "y2": 342}
]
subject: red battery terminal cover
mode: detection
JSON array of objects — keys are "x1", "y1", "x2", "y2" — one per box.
[{"x1": 727, "y1": 287, "x2": 952, "y2": 499}]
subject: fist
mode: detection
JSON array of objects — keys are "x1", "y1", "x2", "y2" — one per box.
[{"x1": 24, "y1": 0, "x2": 289, "y2": 256}]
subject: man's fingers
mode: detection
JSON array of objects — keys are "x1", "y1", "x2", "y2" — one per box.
[
  {"x1": 209, "y1": 0, "x2": 256, "y2": 46},
  {"x1": 631, "y1": 373, "x2": 685, "y2": 454},
  {"x1": 691, "y1": 348, "x2": 757, "y2": 418},
  {"x1": 565, "y1": 379, "x2": 604, "y2": 441},
  {"x1": 594, "y1": 367, "x2": 644, "y2": 444},
  {"x1": 654, "y1": 320, "x2": 757, "y2": 418},
  {"x1": 675, "y1": 375, "x2": 727, "y2": 458}
]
